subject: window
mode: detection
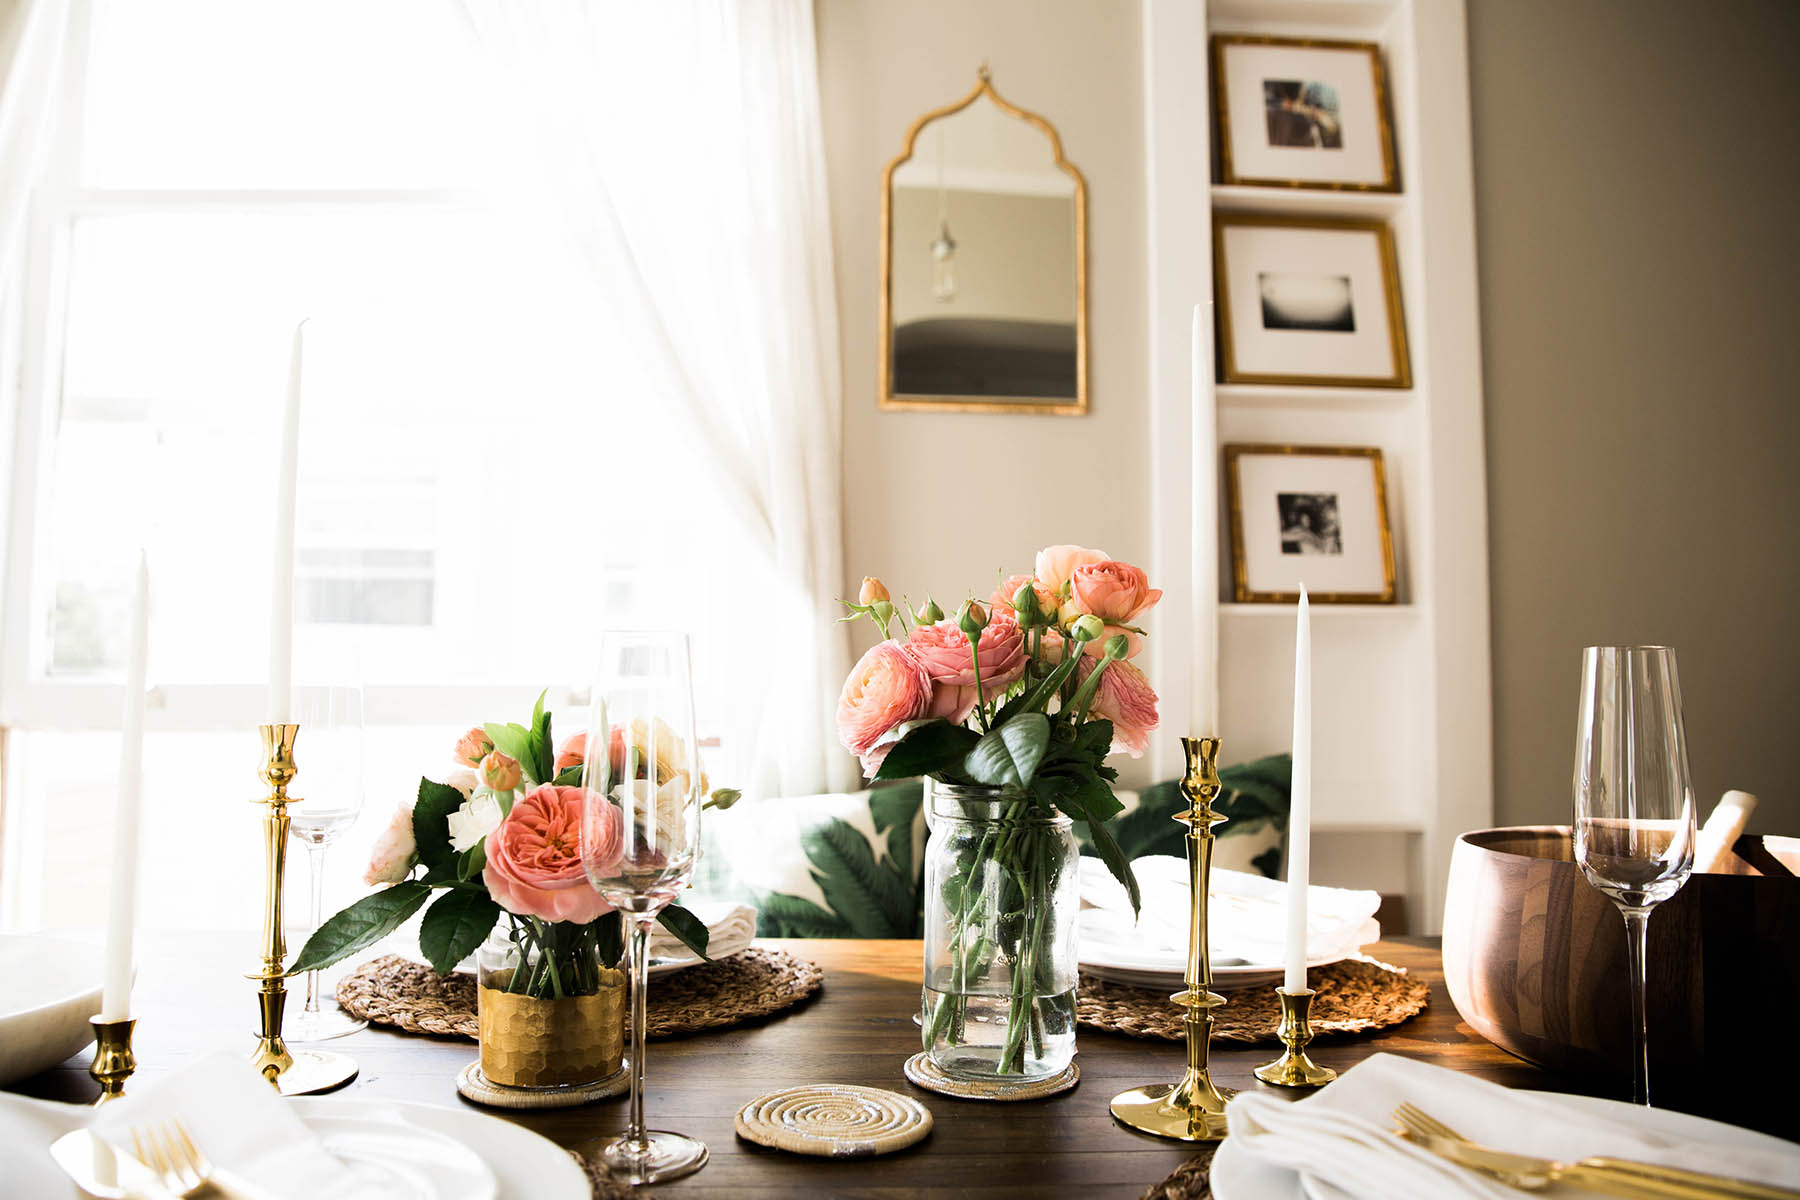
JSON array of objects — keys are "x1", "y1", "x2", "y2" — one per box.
[{"x1": 0, "y1": 0, "x2": 742, "y2": 930}]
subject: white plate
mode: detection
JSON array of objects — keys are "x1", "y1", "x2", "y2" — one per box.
[
  {"x1": 0, "y1": 934, "x2": 105, "y2": 1086},
  {"x1": 1211, "y1": 1090, "x2": 1799, "y2": 1200},
  {"x1": 304, "y1": 1110, "x2": 498, "y2": 1200},
  {"x1": 290, "y1": 1098, "x2": 587, "y2": 1200},
  {"x1": 1079, "y1": 939, "x2": 1339, "y2": 992}
]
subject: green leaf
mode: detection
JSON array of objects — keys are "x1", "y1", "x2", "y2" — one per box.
[
  {"x1": 1074, "y1": 717, "x2": 1114, "y2": 760},
  {"x1": 594, "y1": 912, "x2": 625, "y2": 968},
  {"x1": 483, "y1": 722, "x2": 535, "y2": 781},
  {"x1": 417, "y1": 888, "x2": 501, "y2": 976},
  {"x1": 1083, "y1": 812, "x2": 1141, "y2": 916},
  {"x1": 553, "y1": 764, "x2": 584, "y2": 787},
  {"x1": 803, "y1": 817, "x2": 915, "y2": 937},
  {"x1": 413, "y1": 778, "x2": 471, "y2": 870},
  {"x1": 963, "y1": 713, "x2": 1050, "y2": 788},
  {"x1": 530, "y1": 697, "x2": 554, "y2": 785},
  {"x1": 289, "y1": 882, "x2": 430, "y2": 975},
  {"x1": 456, "y1": 841, "x2": 486, "y2": 881},
  {"x1": 531, "y1": 688, "x2": 547, "y2": 729},
  {"x1": 874, "y1": 721, "x2": 980, "y2": 781},
  {"x1": 755, "y1": 891, "x2": 851, "y2": 938},
  {"x1": 655, "y1": 903, "x2": 711, "y2": 959},
  {"x1": 867, "y1": 781, "x2": 923, "y2": 834}
]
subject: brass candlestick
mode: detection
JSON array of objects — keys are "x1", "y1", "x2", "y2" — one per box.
[
  {"x1": 1254, "y1": 988, "x2": 1336, "y2": 1087},
  {"x1": 88, "y1": 1016, "x2": 136, "y2": 1104},
  {"x1": 1110, "y1": 736, "x2": 1236, "y2": 1141},
  {"x1": 250, "y1": 723, "x2": 356, "y2": 1096}
]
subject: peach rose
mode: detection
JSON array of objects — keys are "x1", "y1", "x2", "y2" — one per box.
[
  {"x1": 479, "y1": 750, "x2": 522, "y2": 792},
  {"x1": 1034, "y1": 544, "x2": 1109, "y2": 597},
  {"x1": 904, "y1": 613, "x2": 1027, "y2": 724},
  {"x1": 837, "y1": 640, "x2": 933, "y2": 763},
  {"x1": 990, "y1": 573, "x2": 1056, "y2": 618},
  {"x1": 554, "y1": 732, "x2": 586, "y2": 774},
  {"x1": 363, "y1": 804, "x2": 417, "y2": 886},
  {"x1": 858, "y1": 577, "x2": 890, "y2": 606},
  {"x1": 1069, "y1": 560, "x2": 1162, "y2": 624},
  {"x1": 1079, "y1": 658, "x2": 1160, "y2": 757},
  {"x1": 482, "y1": 784, "x2": 615, "y2": 924},
  {"x1": 436, "y1": 767, "x2": 479, "y2": 798},
  {"x1": 453, "y1": 726, "x2": 494, "y2": 766}
]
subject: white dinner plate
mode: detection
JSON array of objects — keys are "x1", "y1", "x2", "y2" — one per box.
[
  {"x1": 290, "y1": 1097, "x2": 588, "y2": 1200},
  {"x1": 304, "y1": 1110, "x2": 498, "y2": 1200},
  {"x1": 1211, "y1": 1090, "x2": 1798, "y2": 1200},
  {"x1": 1078, "y1": 940, "x2": 1339, "y2": 992}
]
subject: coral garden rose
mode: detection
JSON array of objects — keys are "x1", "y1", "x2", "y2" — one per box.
[
  {"x1": 483, "y1": 784, "x2": 616, "y2": 924},
  {"x1": 554, "y1": 732, "x2": 586, "y2": 774},
  {"x1": 837, "y1": 640, "x2": 933, "y2": 769},
  {"x1": 1079, "y1": 657, "x2": 1161, "y2": 757},
  {"x1": 479, "y1": 750, "x2": 522, "y2": 792},
  {"x1": 363, "y1": 804, "x2": 417, "y2": 886},
  {"x1": 1034, "y1": 544, "x2": 1109, "y2": 597},
  {"x1": 453, "y1": 726, "x2": 494, "y2": 766},
  {"x1": 904, "y1": 613, "x2": 1027, "y2": 724},
  {"x1": 1069, "y1": 560, "x2": 1162, "y2": 624}
]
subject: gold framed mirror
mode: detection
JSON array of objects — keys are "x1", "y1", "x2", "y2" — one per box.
[{"x1": 880, "y1": 67, "x2": 1088, "y2": 415}]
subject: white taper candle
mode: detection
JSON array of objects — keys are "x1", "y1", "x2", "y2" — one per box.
[
  {"x1": 100, "y1": 553, "x2": 149, "y2": 1021},
  {"x1": 1191, "y1": 304, "x2": 1220, "y2": 735},
  {"x1": 268, "y1": 321, "x2": 304, "y2": 724},
  {"x1": 1285, "y1": 585, "x2": 1311, "y2": 993}
]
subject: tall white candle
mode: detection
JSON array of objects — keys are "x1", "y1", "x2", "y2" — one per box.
[
  {"x1": 1285, "y1": 585, "x2": 1311, "y2": 993},
  {"x1": 1190, "y1": 304, "x2": 1220, "y2": 735},
  {"x1": 100, "y1": 554, "x2": 149, "y2": 1021},
  {"x1": 268, "y1": 321, "x2": 304, "y2": 724}
]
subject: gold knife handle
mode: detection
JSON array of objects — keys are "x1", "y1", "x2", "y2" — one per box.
[
  {"x1": 1564, "y1": 1164, "x2": 1721, "y2": 1200},
  {"x1": 1583, "y1": 1158, "x2": 1800, "y2": 1200}
]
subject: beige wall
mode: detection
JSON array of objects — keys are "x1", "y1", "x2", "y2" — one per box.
[
  {"x1": 1469, "y1": 0, "x2": 1800, "y2": 833},
  {"x1": 816, "y1": 0, "x2": 1148, "y2": 688}
]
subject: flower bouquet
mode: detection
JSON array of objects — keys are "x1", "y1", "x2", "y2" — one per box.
[{"x1": 836, "y1": 545, "x2": 1158, "y2": 1079}]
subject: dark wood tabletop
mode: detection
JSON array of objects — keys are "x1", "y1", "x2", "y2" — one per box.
[{"x1": 12, "y1": 934, "x2": 1596, "y2": 1198}]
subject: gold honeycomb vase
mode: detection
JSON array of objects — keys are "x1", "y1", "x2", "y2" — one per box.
[{"x1": 477, "y1": 936, "x2": 625, "y2": 1089}]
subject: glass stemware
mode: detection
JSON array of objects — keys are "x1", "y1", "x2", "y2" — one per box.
[
  {"x1": 285, "y1": 682, "x2": 369, "y2": 1042},
  {"x1": 1571, "y1": 645, "x2": 1696, "y2": 1107},
  {"x1": 580, "y1": 631, "x2": 707, "y2": 1185}
]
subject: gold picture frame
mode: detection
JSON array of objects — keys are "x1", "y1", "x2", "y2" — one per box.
[
  {"x1": 1213, "y1": 213, "x2": 1411, "y2": 389},
  {"x1": 1224, "y1": 444, "x2": 1397, "y2": 604},
  {"x1": 1212, "y1": 35, "x2": 1398, "y2": 192}
]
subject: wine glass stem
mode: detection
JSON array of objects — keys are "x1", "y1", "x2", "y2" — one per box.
[
  {"x1": 1622, "y1": 904, "x2": 1651, "y2": 1106},
  {"x1": 304, "y1": 839, "x2": 327, "y2": 1015},
  {"x1": 627, "y1": 914, "x2": 654, "y2": 1144}
]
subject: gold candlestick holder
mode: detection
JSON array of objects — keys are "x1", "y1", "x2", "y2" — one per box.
[
  {"x1": 1110, "y1": 736, "x2": 1236, "y2": 1141},
  {"x1": 88, "y1": 1016, "x2": 136, "y2": 1104},
  {"x1": 1255, "y1": 988, "x2": 1337, "y2": 1087},
  {"x1": 251, "y1": 723, "x2": 357, "y2": 1096}
]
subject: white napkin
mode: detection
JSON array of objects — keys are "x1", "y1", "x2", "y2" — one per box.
[
  {"x1": 0, "y1": 1093, "x2": 89, "y2": 1199},
  {"x1": 1228, "y1": 1053, "x2": 1800, "y2": 1199},
  {"x1": 649, "y1": 900, "x2": 756, "y2": 964},
  {"x1": 91, "y1": 1052, "x2": 383, "y2": 1199},
  {"x1": 1079, "y1": 855, "x2": 1380, "y2": 966}
]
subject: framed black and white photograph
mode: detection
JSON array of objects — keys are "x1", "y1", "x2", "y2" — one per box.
[
  {"x1": 1214, "y1": 213, "x2": 1411, "y2": 388},
  {"x1": 1211, "y1": 35, "x2": 1398, "y2": 191},
  {"x1": 1224, "y1": 444, "x2": 1397, "y2": 603}
]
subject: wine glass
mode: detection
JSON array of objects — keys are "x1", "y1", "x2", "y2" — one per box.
[
  {"x1": 580, "y1": 631, "x2": 707, "y2": 1185},
  {"x1": 285, "y1": 681, "x2": 369, "y2": 1041},
  {"x1": 1572, "y1": 645, "x2": 1696, "y2": 1106}
]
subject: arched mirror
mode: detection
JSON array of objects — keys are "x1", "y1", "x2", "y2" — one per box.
[{"x1": 880, "y1": 68, "x2": 1088, "y2": 415}]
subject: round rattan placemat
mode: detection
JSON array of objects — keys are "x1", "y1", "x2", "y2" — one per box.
[
  {"x1": 337, "y1": 948, "x2": 823, "y2": 1041},
  {"x1": 1142, "y1": 1146, "x2": 1217, "y2": 1200},
  {"x1": 456, "y1": 1059, "x2": 629, "y2": 1109},
  {"x1": 901, "y1": 1051, "x2": 1079, "y2": 1101},
  {"x1": 1077, "y1": 957, "x2": 1426, "y2": 1044},
  {"x1": 734, "y1": 1084, "x2": 933, "y2": 1157}
]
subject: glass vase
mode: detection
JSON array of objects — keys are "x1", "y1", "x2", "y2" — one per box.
[
  {"x1": 475, "y1": 921, "x2": 626, "y2": 1090},
  {"x1": 921, "y1": 779, "x2": 1080, "y2": 1080}
]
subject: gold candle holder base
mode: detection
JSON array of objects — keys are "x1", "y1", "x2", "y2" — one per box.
[
  {"x1": 1253, "y1": 988, "x2": 1337, "y2": 1088},
  {"x1": 88, "y1": 1016, "x2": 137, "y2": 1105},
  {"x1": 1111, "y1": 737, "x2": 1237, "y2": 1142}
]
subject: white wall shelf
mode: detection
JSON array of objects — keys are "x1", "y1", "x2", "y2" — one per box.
[
  {"x1": 1217, "y1": 383, "x2": 1415, "y2": 412},
  {"x1": 1210, "y1": 184, "x2": 1404, "y2": 220}
]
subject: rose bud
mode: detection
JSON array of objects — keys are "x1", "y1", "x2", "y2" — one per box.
[
  {"x1": 1069, "y1": 613, "x2": 1106, "y2": 643},
  {"x1": 1103, "y1": 633, "x2": 1131, "y2": 660},
  {"x1": 479, "y1": 750, "x2": 523, "y2": 792},
  {"x1": 917, "y1": 597, "x2": 945, "y2": 624},
  {"x1": 957, "y1": 600, "x2": 989, "y2": 639},
  {"x1": 453, "y1": 726, "x2": 494, "y2": 766},
  {"x1": 858, "y1": 577, "x2": 891, "y2": 606},
  {"x1": 1012, "y1": 581, "x2": 1044, "y2": 625}
]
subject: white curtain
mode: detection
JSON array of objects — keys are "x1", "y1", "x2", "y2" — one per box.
[
  {"x1": 459, "y1": 0, "x2": 854, "y2": 798},
  {"x1": 0, "y1": 0, "x2": 70, "y2": 285}
]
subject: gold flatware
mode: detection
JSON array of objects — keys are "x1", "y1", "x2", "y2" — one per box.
[
  {"x1": 131, "y1": 1119, "x2": 225, "y2": 1199},
  {"x1": 1393, "y1": 1102, "x2": 1800, "y2": 1200}
]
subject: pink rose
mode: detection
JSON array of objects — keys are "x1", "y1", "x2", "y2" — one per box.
[
  {"x1": 482, "y1": 784, "x2": 615, "y2": 924},
  {"x1": 479, "y1": 750, "x2": 522, "y2": 792},
  {"x1": 837, "y1": 640, "x2": 933, "y2": 761},
  {"x1": 554, "y1": 732, "x2": 586, "y2": 774},
  {"x1": 453, "y1": 726, "x2": 494, "y2": 766},
  {"x1": 1034, "y1": 544, "x2": 1109, "y2": 597},
  {"x1": 989, "y1": 573, "x2": 1056, "y2": 618},
  {"x1": 904, "y1": 614, "x2": 1027, "y2": 724},
  {"x1": 1069, "y1": 560, "x2": 1162, "y2": 624},
  {"x1": 1036, "y1": 629, "x2": 1069, "y2": 666},
  {"x1": 1079, "y1": 658, "x2": 1160, "y2": 757},
  {"x1": 363, "y1": 804, "x2": 417, "y2": 886}
]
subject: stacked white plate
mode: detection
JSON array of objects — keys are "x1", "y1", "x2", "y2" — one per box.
[{"x1": 0, "y1": 934, "x2": 104, "y2": 1087}]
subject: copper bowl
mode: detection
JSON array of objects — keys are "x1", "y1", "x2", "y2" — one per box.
[{"x1": 1442, "y1": 826, "x2": 1800, "y2": 1135}]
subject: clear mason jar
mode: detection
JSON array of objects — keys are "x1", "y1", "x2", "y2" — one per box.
[
  {"x1": 921, "y1": 779, "x2": 1080, "y2": 1080},
  {"x1": 475, "y1": 923, "x2": 626, "y2": 1089}
]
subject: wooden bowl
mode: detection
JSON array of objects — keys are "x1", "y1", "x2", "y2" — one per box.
[{"x1": 1442, "y1": 826, "x2": 1800, "y2": 1132}]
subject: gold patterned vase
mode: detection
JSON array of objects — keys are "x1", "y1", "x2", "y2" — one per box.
[{"x1": 476, "y1": 925, "x2": 625, "y2": 1089}]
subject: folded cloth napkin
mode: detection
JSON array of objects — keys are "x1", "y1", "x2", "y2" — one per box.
[
  {"x1": 1078, "y1": 855, "x2": 1380, "y2": 966},
  {"x1": 648, "y1": 900, "x2": 756, "y2": 964},
  {"x1": 91, "y1": 1052, "x2": 383, "y2": 1199},
  {"x1": 1228, "y1": 1053, "x2": 1800, "y2": 1199},
  {"x1": 0, "y1": 1092, "x2": 90, "y2": 1198}
]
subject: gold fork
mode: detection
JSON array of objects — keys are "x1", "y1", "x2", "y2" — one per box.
[
  {"x1": 1393, "y1": 1102, "x2": 1800, "y2": 1200},
  {"x1": 130, "y1": 1120, "x2": 225, "y2": 1199}
]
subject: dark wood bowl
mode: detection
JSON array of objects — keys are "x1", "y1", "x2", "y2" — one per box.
[{"x1": 1442, "y1": 826, "x2": 1800, "y2": 1134}]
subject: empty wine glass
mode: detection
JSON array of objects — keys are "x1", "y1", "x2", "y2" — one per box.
[
  {"x1": 285, "y1": 681, "x2": 368, "y2": 1042},
  {"x1": 580, "y1": 631, "x2": 707, "y2": 1185},
  {"x1": 1572, "y1": 645, "x2": 1696, "y2": 1106}
]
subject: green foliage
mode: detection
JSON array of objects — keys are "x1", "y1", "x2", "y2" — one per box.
[
  {"x1": 1076, "y1": 754, "x2": 1293, "y2": 875},
  {"x1": 756, "y1": 891, "x2": 852, "y2": 938},
  {"x1": 290, "y1": 882, "x2": 431, "y2": 975},
  {"x1": 874, "y1": 721, "x2": 979, "y2": 781},
  {"x1": 868, "y1": 781, "x2": 924, "y2": 888},
  {"x1": 655, "y1": 904, "x2": 711, "y2": 959},
  {"x1": 803, "y1": 818, "x2": 916, "y2": 938},
  {"x1": 482, "y1": 722, "x2": 536, "y2": 785},
  {"x1": 418, "y1": 889, "x2": 501, "y2": 975},
  {"x1": 412, "y1": 778, "x2": 471, "y2": 870},
  {"x1": 963, "y1": 713, "x2": 1050, "y2": 788}
]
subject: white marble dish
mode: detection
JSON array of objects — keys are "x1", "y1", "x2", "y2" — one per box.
[{"x1": 0, "y1": 934, "x2": 104, "y2": 1086}]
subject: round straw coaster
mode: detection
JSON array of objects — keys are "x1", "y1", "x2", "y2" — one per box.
[
  {"x1": 734, "y1": 1084, "x2": 933, "y2": 1157},
  {"x1": 902, "y1": 1051, "x2": 1079, "y2": 1101},
  {"x1": 455, "y1": 1059, "x2": 628, "y2": 1109}
]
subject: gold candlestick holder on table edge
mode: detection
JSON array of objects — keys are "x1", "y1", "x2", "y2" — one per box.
[
  {"x1": 1110, "y1": 736, "x2": 1236, "y2": 1142},
  {"x1": 1254, "y1": 988, "x2": 1337, "y2": 1087},
  {"x1": 88, "y1": 1016, "x2": 137, "y2": 1104},
  {"x1": 251, "y1": 723, "x2": 357, "y2": 1096}
]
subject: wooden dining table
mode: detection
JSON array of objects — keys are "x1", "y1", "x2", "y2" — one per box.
[{"x1": 8, "y1": 933, "x2": 1764, "y2": 1198}]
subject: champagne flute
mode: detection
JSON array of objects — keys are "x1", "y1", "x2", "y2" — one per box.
[
  {"x1": 580, "y1": 631, "x2": 707, "y2": 1185},
  {"x1": 1572, "y1": 645, "x2": 1696, "y2": 1106},
  {"x1": 285, "y1": 681, "x2": 369, "y2": 1041}
]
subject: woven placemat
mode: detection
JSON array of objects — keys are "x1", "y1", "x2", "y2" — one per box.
[
  {"x1": 735, "y1": 1084, "x2": 933, "y2": 1157},
  {"x1": 1078, "y1": 957, "x2": 1426, "y2": 1044},
  {"x1": 337, "y1": 948, "x2": 823, "y2": 1041},
  {"x1": 902, "y1": 1051, "x2": 1079, "y2": 1101},
  {"x1": 1141, "y1": 1146, "x2": 1217, "y2": 1200}
]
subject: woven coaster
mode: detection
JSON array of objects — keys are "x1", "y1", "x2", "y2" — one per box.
[
  {"x1": 456, "y1": 1059, "x2": 629, "y2": 1109},
  {"x1": 1077, "y1": 956, "x2": 1425, "y2": 1044},
  {"x1": 735, "y1": 1084, "x2": 932, "y2": 1157},
  {"x1": 901, "y1": 1051, "x2": 1079, "y2": 1101},
  {"x1": 1141, "y1": 1146, "x2": 1218, "y2": 1200},
  {"x1": 337, "y1": 948, "x2": 824, "y2": 1041}
]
